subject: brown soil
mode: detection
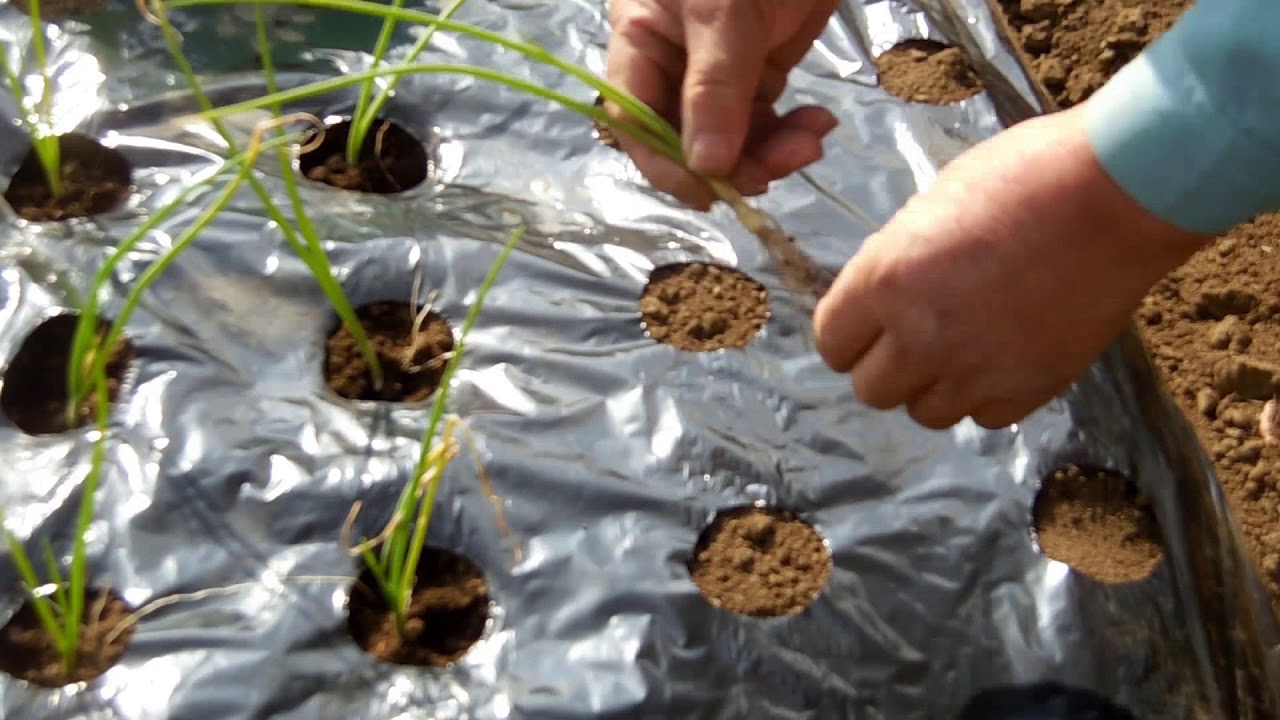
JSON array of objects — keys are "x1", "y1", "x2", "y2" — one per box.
[
  {"x1": 1032, "y1": 465, "x2": 1164, "y2": 584},
  {"x1": 874, "y1": 39, "x2": 984, "y2": 105},
  {"x1": 689, "y1": 506, "x2": 832, "y2": 617},
  {"x1": 324, "y1": 301, "x2": 455, "y2": 403},
  {"x1": 639, "y1": 262, "x2": 769, "y2": 351},
  {"x1": 0, "y1": 588, "x2": 134, "y2": 687},
  {"x1": 9, "y1": 0, "x2": 108, "y2": 18},
  {"x1": 299, "y1": 119, "x2": 429, "y2": 194},
  {"x1": 0, "y1": 313, "x2": 134, "y2": 435},
  {"x1": 346, "y1": 548, "x2": 490, "y2": 667},
  {"x1": 991, "y1": 0, "x2": 1280, "y2": 613},
  {"x1": 3, "y1": 134, "x2": 132, "y2": 222},
  {"x1": 996, "y1": 0, "x2": 1188, "y2": 109}
]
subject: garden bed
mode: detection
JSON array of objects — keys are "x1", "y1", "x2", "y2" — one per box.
[{"x1": 0, "y1": 0, "x2": 1277, "y2": 718}]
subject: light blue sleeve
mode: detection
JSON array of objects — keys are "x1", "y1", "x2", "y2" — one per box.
[{"x1": 1083, "y1": 0, "x2": 1280, "y2": 235}]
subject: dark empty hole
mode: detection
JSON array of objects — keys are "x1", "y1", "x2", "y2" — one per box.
[
  {"x1": 688, "y1": 505, "x2": 831, "y2": 617},
  {"x1": 0, "y1": 313, "x2": 134, "y2": 435},
  {"x1": 346, "y1": 547, "x2": 490, "y2": 667},
  {"x1": 638, "y1": 261, "x2": 770, "y2": 352},
  {"x1": 874, "y1": 39, "x2": 984, "y2": 105},
  {"x1": 1032, "y1": 464, "x2": 1164, "y2": 584},
  {"x1": 298, "y1": 118, "x2": 429, "y2": 194},
  {"x1": 323, "y1": 300, "x2": 456, "y2": 403},
  {"x1": 0, "y1": 587, "x2": 135, "y2": 687},
  {"x1": 3, "y1": 133, "x2": 133, "y2": 222}
]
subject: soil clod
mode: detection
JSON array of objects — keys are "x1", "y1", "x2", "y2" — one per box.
[
  {"x1": 0, "y1": 313, "x2": 133, "y2": 435},
  {"x1": 1032, "y1": 465, "x2": 1164, "y2": 584},
  {"x1": 689, "y1": 506, "x2": 831, "y2": 617},
  {"x1": 299, "y1": 119, "x2": 429, "y2": 194},
  {"x1": 3, "y1": 133, "x2": 132, "y2": 222},
  {"x1": 639, "y1": 262, "x2": 769, "y2": 352},
  {"x1": 874, "y1": 39, "x2": 983, "y2": 105},
  {"x1": 0, "y1": 588, "x2": 134, "y2": 687},
  {"x1": 346, "y1": 548, "x2": 490, "y2": 667},
  {"x1": 591, "y1": 94, "x2": 619, "y2": 149},
  {"x1": 324, "y1": 301, "x2": 456, "y2": 403}
]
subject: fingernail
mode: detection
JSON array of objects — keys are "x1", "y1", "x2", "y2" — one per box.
[{"x1": 686, "y1": 133, "x2": 734, "y2": 176}]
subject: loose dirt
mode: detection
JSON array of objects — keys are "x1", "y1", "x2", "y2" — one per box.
[
  {"x1": 1033, "y1": 465, "x2": 1164, "y2": 584},
  {"x1": 991, "y1": 0, "x2": 1280, "y2": 613},
  {"x1": 324, "y1": 301, "x2": 455, "y2": 403},
  {"x1": 3, "y1": 134, "x2": 132, "y2": 222},
  {"x1": 346, "y1": 548, "x2": 490, "y2": 667},
  {"x1": 0, "y1": 588, "x2": 135, "y2": 687},
  {"x1": 299, "y1": 119, "x2": 429, "y2": 194},
  {"x1": 639, "y1": 262, "x2": 769, "y2": 352},
  {"x1": 0, "y1": 313, "x2": 133, "y2": 435},
  {"x1": 874, "y1": 39, "x2": 983, "y2": 105},
  {"x1": 689, "y1": 506, "x2": 831, "y2": 617}
]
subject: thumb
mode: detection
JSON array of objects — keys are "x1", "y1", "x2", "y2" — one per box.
[{"x1": 680, "y1": 0, "x2": 767, "y2": 177}]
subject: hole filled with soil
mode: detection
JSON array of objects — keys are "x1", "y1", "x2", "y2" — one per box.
[
  {"x1": 639, "y1": 262, "x2": 769, "y2": 352},
  {"x1": 591, "y1": 94, "x2": 619, "y2": 149},
  {"x1": 0, "y1": 588, "x2": 135, "y2": 687},
  {"x1": 324, "y1": 301, "x2": 456, "y2": 403},
  {"x1": 1032, "y1": 465, "x2": 1164, "y2": 584},
  {"x1": 688, "y1": 506, "x2": 832, "y2": 617},
  {"x1": 346, "y1": 548, "x2": 490, "y2": 667},
  {"x1": 874, "y1": 39, "x2": 984, "y2": 105},
  {"x1": 298, "y1": 119, "x2": 429, "y2": 194},
  {"x1": 3, "y1": 133, "x2": 133, "y2": 222},
  {"x1": 0, "y1": 313, "x2": 134, "y2": 436}
]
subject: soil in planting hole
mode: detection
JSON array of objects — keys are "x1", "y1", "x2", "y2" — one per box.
[
  {"x1": 874, "y1": 39, "x2": 983, "y2": 105},
  {"x1": 298, "y1": 119, "x2": 429, "y2": 194},
  {"x1": 0, "y1": 314, "x2": 134, "y2": 435},
  {"x1": 994, "y1": 0, "x2": 1280, "y2": 615},
  {"x1": 689, "y1": 506, "x2": 832, "y2": 617},
  {"x1": 346, "y1": 548, "x2": 490, "y2": 666},
  {"x1": 639, "y1": 262, "x2": 769, "y2": 352},
  {"x1": 1032, "y1": 466, "x2": 1163, "y2": 584},
  {"x1": 0, "y1": 588, "x2": 134, "y2": 687},
  {"x1": 325, "y1": 301, "x2": 456, "y2": 403},
  {"x1": 996, "y1": 0, "x2": 1187, "y2": 108},
  {"x1": 3, "y1": 133, "x2": 132, "y2": 222}
]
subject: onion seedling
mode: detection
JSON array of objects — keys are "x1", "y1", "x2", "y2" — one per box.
[
  {"x1": 122, "y1": 0, "x2": 385, "y2": 398},
  {"x1": 350, "y1": 226, "x2": 521, "y2": 632},
  {"x1": 3, "y1": 126, "x2": 301, "y2": 679},
  {"x1": 160, "y1": 0, "x2": 835, "y2": 297},
  {"x1": 2, "y1": 0, "x2": 63, "y2": 197},
  {"x1": 344, "y1": 0, "x2": 469, "y2": 167}
]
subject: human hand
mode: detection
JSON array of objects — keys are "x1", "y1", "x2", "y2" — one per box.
[
  {"x1": 604, "y1": 0, "x2": 840, "y2": 210},
  {"x1": 812, "y1": 103, "x2": 1211, "y2": 430}
]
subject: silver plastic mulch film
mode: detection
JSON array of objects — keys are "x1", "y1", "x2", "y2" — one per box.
[{"x1": 0, "y1": 0, "x2": 1277, "y2": 717}]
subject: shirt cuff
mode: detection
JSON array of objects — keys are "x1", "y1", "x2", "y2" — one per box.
[{"x1": 1083, "y1": 14, "x2": 1280, "y2": 235}]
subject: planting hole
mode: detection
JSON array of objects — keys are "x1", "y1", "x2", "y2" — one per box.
[
  {"x1": 591, "y1": 94, "x2": 619, "y2": 150},
  {"x1": 10, "y1": 0, "x2": 108, "y2": 18},
  {"x1": 3, "y1": 133, "x2": 133, "y2": 222},
  {"x1": 688, "y1": 506, "x2": 831, "y2": 617},
  {"x1": 346, "y1": 548, "x2": 490, "y2": 667},
  {"x1": 0, "y1": 588, "x2": 134, "y2": 687},
  {"x1": 1032, "y1": 465, "x2": 1164, "y2": 584},
  {"x1": 324, "y1": 301, "x2": 456, "y2": 403},
  {"x1": 639, "y1": 262, "x2": 769, "y2": 352},
  {"x1": 298, "y1": 119, "x2": 429, "y2": 194},
  {"x1": 0, "y1": 313, "x2": 134, "y2": 436},
  {"x1": 874, "y1": 39, "x2": 984, "y2": 105}
]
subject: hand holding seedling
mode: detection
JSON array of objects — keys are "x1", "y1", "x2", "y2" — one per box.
[
  {"x1": 604, "y1": 0, "x2": 840, "y2": 210},
  {"x1": 812, "y1": 105, "x2": 1210, "y2": 430}
]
